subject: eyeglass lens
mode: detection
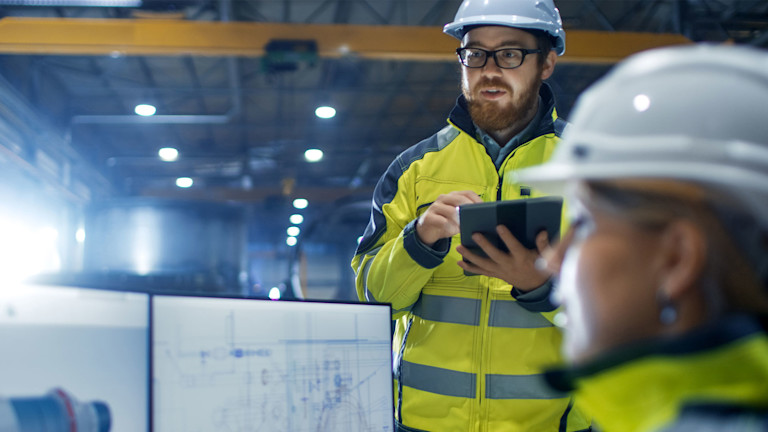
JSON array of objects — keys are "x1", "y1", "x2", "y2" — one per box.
[{"x1": 459, "y1": 49, "x2": 526, "y2": 69}]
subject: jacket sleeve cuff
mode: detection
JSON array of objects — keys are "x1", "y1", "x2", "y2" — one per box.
[
  {"x1": 511, "y1": 279, "x2": 557, "y2": 312},
  {"x1": 402, "y1": 219, "x2": 450, "y2": 269}
]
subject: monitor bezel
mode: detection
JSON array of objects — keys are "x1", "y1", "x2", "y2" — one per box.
[{"x1": 148, "y1": 292, "x2": 394, "y2": 432}]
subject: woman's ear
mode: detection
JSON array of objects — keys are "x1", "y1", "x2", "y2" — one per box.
[{"x1": 657, "y1": 220, "x2": 707, "y2": 301}]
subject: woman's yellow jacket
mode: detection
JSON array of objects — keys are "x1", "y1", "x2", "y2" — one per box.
[{"x1": 546, "y1": 315, "x2": 768, "y2": 432}]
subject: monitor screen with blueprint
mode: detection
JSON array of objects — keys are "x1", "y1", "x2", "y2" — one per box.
[
  {"x1": 151, "y1": 295, "x2": 394, "y2": 432},
  {"x1": 0, "y1": 283, "x2": 150, "y2": 432}
]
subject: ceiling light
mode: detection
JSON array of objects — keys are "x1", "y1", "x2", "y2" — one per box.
[
  {"x1": 286, "y1": 237, "x2": 298, "y2": 247},
  {"x1": 289, "y1": 214, "x2": 304, "y2": 225},
  {"x1": 292, "y1": 198, "x2": 308, "y2": 209},
  {"x1": 287, "y1": 226, "x2": 300, "y2": 237},
  {"x1": 268, "y1": 286, "x2": 281, "y2": 300},
  {"x1": 304, "y1": 148, "x2": 323, "y2": 162},
  {"x1": 158, "y1": 147, "x2": 179, "y2": 162},
  {"x1": 135, "y1": 104, "x2": 157, "y2": 116},
  {"x1": 176, "y1": 177, "x2": 193, "y2": 188},
  {"x1": 315, "y1": 106, "x2": 336, "y2": 119}
]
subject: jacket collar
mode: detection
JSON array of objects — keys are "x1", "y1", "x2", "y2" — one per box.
[{"x1": 546, "y1": 315, "x2": 768, "y2": 432}]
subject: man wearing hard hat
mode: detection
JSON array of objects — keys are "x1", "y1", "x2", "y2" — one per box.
[{"x1": 352, "y1": 0, "x2": 591, "y2": 431}]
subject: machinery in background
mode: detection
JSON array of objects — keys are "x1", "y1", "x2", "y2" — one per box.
[{"x1": 0, "y1": 388, "x2": 110, "y2": 432}]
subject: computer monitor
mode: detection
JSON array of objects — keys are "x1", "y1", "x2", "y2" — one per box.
[
  {"x1": 151, "y1": 295, "x2": 394, "y2": 432},
  {"x1": 0, "y1": 283, "x2": 150, "y2": 432}
]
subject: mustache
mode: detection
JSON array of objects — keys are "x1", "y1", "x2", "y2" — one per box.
[{"x1": 475, "y1": 77, "x2": 512, "y2": 93}]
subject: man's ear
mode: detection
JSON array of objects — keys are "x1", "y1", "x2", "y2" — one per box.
[
  {"x1": 541, "y1": 50, "x2": 557, "y2": 80},
  {"x1": 658, "y1": 220, "x2": 707, "y2": 301}
]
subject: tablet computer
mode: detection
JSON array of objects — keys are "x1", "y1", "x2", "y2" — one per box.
[{"x1": 459, "y1": 196, "x2": 563, "y2": 276}]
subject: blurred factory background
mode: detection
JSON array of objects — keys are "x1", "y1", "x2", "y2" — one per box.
[{"x1": 0, "y1": 0, "x2": 765, "y2": 300}]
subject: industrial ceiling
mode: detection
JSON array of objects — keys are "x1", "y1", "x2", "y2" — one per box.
[{"x1": 0, "y1": 0, "x2": 765, "y2": 296}]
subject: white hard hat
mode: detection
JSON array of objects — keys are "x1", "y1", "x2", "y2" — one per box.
[
  {"x1": 443, "y1": 0, "x2": 566, "y2": 56},
  {"x1": 515, "y1": 44, "x2": 768, "y2": 228}
]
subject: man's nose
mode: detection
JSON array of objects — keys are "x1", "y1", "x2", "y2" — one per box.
[{"x1": 481, "y1": 55, "x2": 503, "y2": 74}]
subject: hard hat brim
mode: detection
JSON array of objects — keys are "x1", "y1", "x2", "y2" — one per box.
[{"x1": 515, "y1": 133, "x2": 768, "y2": 189}]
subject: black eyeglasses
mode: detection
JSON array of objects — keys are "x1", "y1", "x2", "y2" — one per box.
[{"x1": 456, "y1": 47, "x2": 542, "y2": 69}]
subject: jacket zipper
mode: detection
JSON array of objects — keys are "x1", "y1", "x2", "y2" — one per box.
[
  {"x1": 477, "y1": 138, "x2": 533, "y2": 430},
  {"x1": 478, "y1": 168, "x2": 502, "y2": 428},
  {"x1": 499, "y1": 142, "x2": 536, "y2": 201}
]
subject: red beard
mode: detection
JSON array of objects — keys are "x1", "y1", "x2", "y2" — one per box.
[{"x1": 464, "y1": 76, "x2": 541, "y2": 134}]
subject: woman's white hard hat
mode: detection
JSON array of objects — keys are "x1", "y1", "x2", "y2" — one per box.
[{"x1": 515, "y1": 43, "x2": 768, "y2": 225}]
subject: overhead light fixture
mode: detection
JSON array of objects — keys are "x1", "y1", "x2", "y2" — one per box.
[
  {"x1": 292, "y1": 198, "x2": 308, "y2": 209},
  {"x1": 175, "y1": 177, "x2": 193, "y2": 188},
  {"x1": 135, "y1": 104, "x2": 156, "y2": 116},
  {"x1": 289, "y1": 214, "x2": 304, "y2": 225},
  {"x1": 268, "y1": 286, "x2": 282, "y2": 300},
  {"x1": 304, "y1": 148, "x2": 323, "y2": 162},
  {"x1": 0, "y1": 1, "x2": 142, "y2": 6},
  {"x1": 158, "y1": 147, "x2": 178, "y2": 162},
  {"x1": 315, "y1": 106, "x2": 336, "y2": 119},
  {"x1": 287, "y1": 226, "x2": 300, "y2": 237},
  {"x1": 286, "y1": 237, "x2": 298, "y2": 247}
]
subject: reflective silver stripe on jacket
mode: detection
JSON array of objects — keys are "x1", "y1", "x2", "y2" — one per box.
[
  {"x1": 400, "y1": 361, "x2": 566, "y2": 400},
  {"x1": 412, "y1": 295, "x2": 481, "y2": 326},
  {"x1": 488, "y1": 300, "x2": 554, "y2": 328},
  {"x1": 486, "y1": 374, "x2": 566, "y2": 399},
  {"x1": 400, "y1": 360, "x2": 476, "y2": 398},
  {"x1": 412, "y1": 294, "x2": 553, "y2": 328}
]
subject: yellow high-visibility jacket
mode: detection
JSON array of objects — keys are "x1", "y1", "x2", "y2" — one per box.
[
  {"x1": 351, "y1": 85, "x2": 591, "y2": 432},
  {"x1": 545, "y1": 315, "x2": 768, "y2": 432}
]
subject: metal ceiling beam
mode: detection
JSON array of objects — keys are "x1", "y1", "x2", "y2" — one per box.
[
  {"x1": 0, "y1": 17, "x2": 692, "y2": 63},
  {"x1": 139, "y1": 184, "x2": 375, "y2": 203}
]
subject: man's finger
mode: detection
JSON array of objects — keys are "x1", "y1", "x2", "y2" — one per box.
[
  {"x1": 437, "y1": 190, "x2": 482, "y2": 207},
  {"x1": 456, "y1": 248, "x2": 495, "y2": 278},
  {"x1": 471, "y1": 232, "x2": 507, "y2": 261},
  {"x1": 496, "y1": 224, "x2": 526, "y2": 253},
  {"x1": 535, "y1": 230, "x2": 550, "y2": 254},
  {"x1": 457, "y1": 243, "x2": 486, "y2": 264},
  {"x1": 457, "y1": 190, "x2": 483, "y2": 203}
]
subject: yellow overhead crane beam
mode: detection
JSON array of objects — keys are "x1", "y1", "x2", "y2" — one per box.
[{"x1": 0, "y1": 17, "x2": 691, "y2": 63}]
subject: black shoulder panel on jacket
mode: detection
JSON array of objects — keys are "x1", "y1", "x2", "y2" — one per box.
[
  {"x1": 355, "y1": 125, "x2": 460, "y2": 255},
  {"x1": 531, "y1": 82, "x2": 562, "y2": 138}
]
